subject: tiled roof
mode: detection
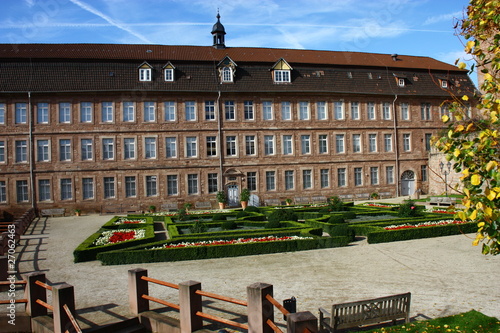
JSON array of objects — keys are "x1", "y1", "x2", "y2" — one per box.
[{"x1": 0, "y1": 43, "x2": 461, "y2": 71}]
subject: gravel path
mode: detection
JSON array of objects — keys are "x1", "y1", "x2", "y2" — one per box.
[{"x1": 8, "y1": 207, "x2": 500, "y2": 330}]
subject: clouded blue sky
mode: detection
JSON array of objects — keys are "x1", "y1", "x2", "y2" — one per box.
[{"x1": 0, "y1": 0, "x2": 472, "y2": 69}]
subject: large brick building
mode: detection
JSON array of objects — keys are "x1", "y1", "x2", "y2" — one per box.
[{"x1": 0, "y1": 16, "x2": 476, "y2": 214}]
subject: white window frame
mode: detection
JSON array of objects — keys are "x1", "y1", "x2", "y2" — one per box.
[
  {"x1": 334, "y1": 101, "x2": 344, "y2": 120},
  {"x1": 145, "y1": 175, "x2": 158, "y2": 197},
  {"x1": 60, "y1": 178, "x2": 73, "y2": 200},
  {"x1": 205, "y1": 101, "x2": 216, "y2": 121},
  {"x1": 103, "y1": 177, "x2": 115, "y2": 199},
  {"x1": 370, "y1": 167, "x2": 379, "y2": 185},
  {"x1": 354, "y1": 167, "x2": 363, "y2": 186},
  {"x1": 82, "y1": 178, "x2": 94, "y2": 200},
  {"x1": 281, "y1": 101, "x2": 291, "y2": 120},
  {"x1": 318, "y1": 134, "x2": 328, "y2": 154},
  {"x1": 164, "y1": 101, "x2": 176, "y2": 121},
  {"x1": 186, "y1": 137, "x2": 197, "y2": 158},
  {"x1": 185, "y1": 101, "x2": 196, "y2": 121},
  {"x1": 102, "y1": 138, "x2": 115, "y2": 160},
  {"x1": 274, "y1": 70, "x2": 290, "y2": 83},
  {"x1": 245, "y1": 135, "x2": 256, "y2": 155},
  {"x1": 80, "y1": 102, "x2": 93, "y2": 123},
  {"x1": 123, "y1": 102, "x2": 135, "y2": 122},
  {"x1": 59, "y1": 102, "x2": 71, "y2": 124},
  {"x1": 263, "y1": 101, "x2": 273, "y2": 120},
  {"x1": 164, "y1": 68, "x2": 174, "y2": 82},
  {"x1": 317, "y1": 101, "x2": 327, "y2": 120},
  {"x1": 166, "y1": 137, "x2": 177, "y2": 158},
  {"x1": 101, "y1": 102, "x2": 114, "y2": 123},
  {"x1": 206, "y1": 136, "x2": 218, "y2": 157},
  {"x1": 187, "y1": 174, "x2": 198, "y2": 195},
  {"x1": 266, "y1": 171, "x2": 276, "y2": 191},
  {"x1": 302, "y1": 170, "x2": 312, "y2": 189},
  {"x1": 285, "y1": 170, "x2": 294, "y2": 190},
  {"x1": 15, "y1": 103, "x2": 27, "y2": 124},
  {"x1": 167, "y1": 175, "x2": 178, "y2": 196},
  {"x1": 125, "y1": 176, "x2": 137, "y2": 198},
  {"x1": 369, "y1": 134, "x2": 377, "y2": 152},
  {"x1": 264, "y1": 135, "x2": 275, "y2": 155},
  {"x1": 352, "y1": 134, "x2": 361, "y2": 153},
  {"x1": 403, "y1": 134, "x2": 411, "y2": 152},
  {"x1": 224, "y1": 101, "x2": 235, "y2": 120},
  {"x1": 37, "y1": 103, "x2": 49, "y2": 124},
  {"x1": 37, "y1": 139, "x2": 50, "y2": 162},
  {"x1": 59, "y1": 139, "x2": 71, "y2": 161},
  {"x1": 401, "y1": 102, "x2": 409, "y2": 120},
  {"x1": 222, "y1": 67, "x2": 233, "y2": 82},
  {"x1": 124, "y1": 138, "x2": 136, "y2": 160},
  {"x1": 335, "y1": 134, "x2": 345, "y2": 154},
  {"x1": 367, "y1": 102, "x2": 376, "y2": 120},
  {"x1": 320, "y1": 169, "x2": 329, "y2": 188},
  {"x1": 144, "y1": 101, "x2": 156, "y2": 122},
  {"x1": 384, "y1": 134, "x2": 393, "y2": 152},
  {"x1": 139, "y1": 68, "x2": 151, "y2": 82},
  {"x1": 301, "y1": 135, "x2": 311, "y2": 155},
  {"x1": 382, "y1": 102, "x2": 391, "y2": 120},
  {"x1": 81, "y1": 138, "x2": 93, "y2": 161},
  {"x1": 337, "y1": 168, "x2": 346, "y2": 187},
  {"x1": 351, "y1": 102, "x2": 359, "y2": 120},
  {"x1": 244, "y1": 101, "x2": 254, "y2": 120},
  {"x1": 283, "y1": 135, "x2": 293, "y2": 155},
  {"x1": 299, "y1": 101, "x2": 310, "y2": 120},
  {"x1": 144, "y1": 137, "x2": 157, "y2": 159},
  {"x1": 15, "y1": 140, "x2": 28, "y2": 163},
  {"x1": 226, "y1": 136, "x2": 237, "y2": 156}
]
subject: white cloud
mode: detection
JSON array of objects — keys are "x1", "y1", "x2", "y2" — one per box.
[{"x1": 424, "y1": 11, "x2": 463, "y2": 26}]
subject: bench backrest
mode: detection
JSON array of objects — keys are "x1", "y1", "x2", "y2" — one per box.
[{"x1": 332, "y1": 292, "x2": 411, "y2": 330}]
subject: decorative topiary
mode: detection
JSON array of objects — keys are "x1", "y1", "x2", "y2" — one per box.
[
  {"x1": 244, "y1": 206, "x2": 260, "y2": 213},
  {"x1": 328, "y1": 215, "x2": 345, "y2": 224},
  {"x1": 221, "y1": 220, "x2": 237, "y2": 230},
  {"x1": 189, "y1": 220, "x2": 207, "y2": 233},
  {"x1": 327, "y1": 196, "x2": 344, "y2": 211},
  {"x1": 177, "y1": 208, "x2": 188, "y2": 221},
  {"x1": 236, "y1": 211, "x2": 249, "y2": 218},
  {"x1": 398, "y1": 199, "x2": 420, "y2": 217},
  {"x1": 212, "y1": 213, "x2": 227, "y2": 221},
  {"x1": 267, "y1": 209, "x2": 298, "y2": 227}
]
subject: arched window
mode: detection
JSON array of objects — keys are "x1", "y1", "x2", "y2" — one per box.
[{"x1": 222, "y1": 67, "x2": 233, "y2": 82}]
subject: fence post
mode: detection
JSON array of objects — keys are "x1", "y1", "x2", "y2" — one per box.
[
  {"x1": 179, "y1": 280, "x2": 203, "y2": 333},
  {"x1": 287, "y1": 311, "x2": 318, "y2": 333},
  {"x1": 128, "y1": 268, "x2": 149, "y2": 315},
  {"x1": 247, "y1": 282, "x2": 274, "y2": 333},
  {"x1": 52, "y1": 283, "x2": 76, "y2": 333},
  {"x1": 24, "y1": 272, "x2": 47, "y2": 317}
]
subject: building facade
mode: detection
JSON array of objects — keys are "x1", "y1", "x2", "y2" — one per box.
[{"x1": 0, "y1": 17, "x2": 476, "y2": 214}]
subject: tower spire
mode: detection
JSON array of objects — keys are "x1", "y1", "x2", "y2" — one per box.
[{"x1": 211, "y1": 10, "x2": 226, "y2": 49}]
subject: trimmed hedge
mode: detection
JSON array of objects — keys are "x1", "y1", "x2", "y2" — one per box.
[{"x1": 101, "y1": 216, "x2": 154, "y2": 229}]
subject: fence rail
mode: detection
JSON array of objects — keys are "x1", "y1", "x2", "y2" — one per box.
[
  {"x1": 141, "y1": 275, "x2": 179, "y2": 289},
  {"x1": 142, "y1": 294, "x2": 180, "y2": 310},
  {"x1": 267, "y1": 318, "x2": 284, "y2": 333},
  {"x1": 196, "y1": 289, "x2": 248, "y2": 306},
  {"x1": 196, "y1": 311, "x2": 249, "y2": 330}
]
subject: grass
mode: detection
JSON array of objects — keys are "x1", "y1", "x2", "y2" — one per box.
[{"x1": 364, "y1": 310, "x2": 500, "y2": 332}]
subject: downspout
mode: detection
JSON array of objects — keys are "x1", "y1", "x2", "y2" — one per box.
[
  {"x1": 217, "y1": 90, "x2": 224, "y2": 191},
  {"x1": 392, "y1": 94, "x2": 400, "y2": 197},
  {"x1": 28, "y1": 91, "x2": 36, "y2": 209}
]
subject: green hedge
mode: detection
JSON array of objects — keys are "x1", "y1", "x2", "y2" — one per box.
[
  {"x1": 101, "y1": 216, "x2": 155, "y2": 229},
  {"x1": 367, "y1": 222, "x2": 477, "y2": 243},
  {"x1": 73, "y1": 224, "x2": 155, "y2": 263},
  {"x1": 97, "y1": 235, "x2": 350, "y2": 265}
]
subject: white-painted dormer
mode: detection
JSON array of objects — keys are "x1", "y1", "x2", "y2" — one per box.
[
  {"x1": 217, "y1": 56, "x2": 237, "y2": 83},
  {"x1": 272, "y1": 58, "x2": 292, "y2": 83},
  {"x1": 138, "y1": 62, "x2": 152, "y2": 82},
  {"x1": 163, "y1": 62, "x2": 175, "y2": 82}
]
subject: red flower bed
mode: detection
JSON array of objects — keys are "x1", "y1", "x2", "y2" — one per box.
[{"x1": 108, "y1": 231, "x2": 136, "y2": 243}]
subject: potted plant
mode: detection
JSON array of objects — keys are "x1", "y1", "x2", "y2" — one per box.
[
  {"x1": 183, "y1": 202, "x2": 193, "y2": 212},
  {"x1": 285, "y1": 198, "x2": 293, "y2": 206},
  {"x1": 148, "y1": 205, "x2": 156, "y2": 213},
  {"x1": 240, "y1": 188, "x2": 251, "y2": 209},
  {"x1": 216, "y1": 191, "x2": 227, "y2": 209},
  {"x1": 370, "y1": 192, "x2": 380, "y2": 200},
  {"x1": 74, "y1": 208, "x2": 81, "y2": 216}
]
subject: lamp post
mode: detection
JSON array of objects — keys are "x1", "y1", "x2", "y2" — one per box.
[{"x1": 439, "y1": 161, "x2": 452, "y2": 197}]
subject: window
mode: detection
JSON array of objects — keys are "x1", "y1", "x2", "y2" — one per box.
[
  {"x1": 0, "y1": 103, "x2": 5, "y2": 124},
  {"x1": 440, "y1": 104, "x2": 451, "y2": 119},
  {"x1": 264, "y1": 135, "x2": 274, "y2": 155},
  {"x1": 320, "y1": 169, "x2": 329, "y2": 188},
  {"x1": 301, "y1": 135, "x2": 311, "y2": 154},
  {"x1": 421, "y1": 103, "x2": 431, "y2": 120},
  {"x1": 187, "y1": 174, "x2": 198, "y2": 195},
  {"x1": 382, "y1": 102, "x2": 391, "y2": 120},
  {"x1": 167, "y1": 175, "x2": 178, "y2": 195},
  {"x1": 245, "y1": 135, "x2": 256, "y2": 155},
  {"x1": 123, "y1": 102, "x2": 135, "y2": 122},
  {"x1": 166, "y1": 137, "x2": 177, "y2": 158},
  {"x1": 15, "y1": 140, "x2": 28, "y2": 162},
  {"x1": 16, "y1": 180, "x2": 29, "y2": 202},
  {"x1": 145, "y1": 137, "x2": 156, "y2": 159},
  {"x1": 146, "y1": 176, "x2": 157, "y2": 197},
  {"x1": 425, "y1": 133, "x2": 433, "y2": 151},
  {"x1": 37, "y1": 140, "x2": 50, "y2": 162},
  {"x1": 354, "y1": 167, "x2": 363, "y2": 186},
  {"x1": 244, "y1": 101, "x2": 254, "y2": 120},
  {"x1": 401, "y1": 102, "x2": 409, "y2": 120},
  {"x1": 369, "y1": 134, "x2": 377, "y2": 152},
  {"x1": 0, "y1": 141, "x2": 5, "y2": 162},
  {"x1": 124, "y1": 138, "x2": 136, "y2": 160},
  {"x1": 281, "y1": 101, "x2": 291, "y2": 120},
  {"x1": 206, "y1": 136, "x2": 217, "y2": 157},
  {"x1": 185, "y1": 101, "x2": 196, "y2": 121},
  {"x1": 351, "y1": 102, "x2": 359, "y2": 120},
  {"x1": 421, "y1": 165, "x2": 428, "y2": 181},
  {"x1": 61, "y1": 178, "x2": 72, "y2": 200},
  {"x1": 367, "y1": 102, "x2": 375, "y2": 120},
  {"x1": 164, "y1": 68, "x2": 174, "y2": 81},
  {"x1": 139, "y1": 68, "x2": 151, "y2": 81},
  {"x1": 370, "y1": 167, "x2": 379, "y2": 185},
  {"x1": 263, "y1": 101, "x2": 273, "y2": 120},
  {"x1": 299, "y1": 101, "x2": 309, "y2": 120},
  {"x1": 319, "y1": 135, "x2": 328, "y2": 154},
  {"x1": 440, "y1": 80, "x2": 448, "y2": 88},
  {"x1": 80, "y1": 102, "x2": 93, "y2": 123},
  {"x1": 384, "y1": 134, "x2": 393, "y2": 152},
  {"x1": 266, "y1": 171, "x2": 276, "y2": 191},
  {"x1": 403, "y1": 134, "x2": 411, "y2": 152},
  {"x1": 274, "y1": 70, "x2": 290, "y2": 83},
  {"x1": 317, "y1": 101, "x2": 327, "y2": 120},
  {"x1": 101, "y1": 102, "x2": 113, "y2": 123},
  {"x1": 103, "y1": 177, "x2": 115, "y2": 198},
  {"x1": 283, "y1": 135, "x2": 293, "y2": 155},
  {"x1": 144, "y1": 102, "x2": 155, "y2": 122},
  {"x1": 352, "y1": 134, "x2": 361, "y2": 153},
  {"x1": 125, "y1": 176, "x2": 136, "y2": 197},
  {"x1": 82, "y1": 178, "x2": 94, "y2": 200},
  {"x1": 224, "y1": 101, "x2": 235, "y2": 120},
  {"x1": 226, "y1": 136, "x2": 237, "y2": 156},
  {"x1": 79, "y1": 139, "x2": 92, "y2": 161},
  {"x1": 386, "y1": 166, "x2": 394, "y2": 184},
  {"x1": 247, "y1": 172, "x2": 257, "y2": 191},
  {"x1": 208, "y1": 173, "x2": 218, "y2": 193},
  {"x1": 0, "y1": 181, "x2": 6, "y2": 202},
  {"x1": 205, "y1": 101, "x2": 215, "y2": 120},
  {"x1": 285, "y1": 170, "x2": 294, "y2": 190},
  {"x1": 38, "y1": 179, "x2": 51, "y2": 202},
  {"x1": 222, "y1": 67, "x2": 233, "y2": 82},
  {"x1": 37, "y1": 103, "x2": 49, "y2": 124},
  {"x1": 15, "y1": 103, "x2": 27, "y2": 124},
  {"x1": 164, "y1": 101, "x2": 176, "y2": 121},
  {"x1": 335, "y1": 134, "x2": 345, "y2": 153},
  {"x1": 334, "y1": 101, "x2": 344, "y2": 120},
  {"x1": 59, "y1": 102, "x2": 71, "y2": 123},
  {"x1": 186, "y1": 137, "x2": 197, "y2": 157},
  {"x1": 102, "y1": 138, "x2": 114, "y2": 160},
  {"x1": 337, "y1": 168, "x2": 346, "y2": 187},
  {"x1": 398, "y1": 78, "x2": 405, "y2": 87},
  {"x1": 302, "y1": 170, "x2": 312, "y2": 189},
  {"x1": 59, "y1": 139, "x2": 71, "y2": 161}
]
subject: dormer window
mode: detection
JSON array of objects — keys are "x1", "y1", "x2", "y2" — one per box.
[
  {"x1": 272, "y1": 58, "x2": 292, "y2": 84},
  {"x1": 398, "y1": 78, "x2": 405, "y2": 87},
  {"x1": 217, "y1": 56, "x2": 237, "y2": 83},
  {"x1": 163, "y1": 62, "x2": 175, "y2": 82},
  {"x1": 222, "y1": 67, "x2": 233, "y2": 82},
  {"x1": 138, "y1": 62, "x2": 152, "y2": 82},
  {"x1": 440, "y1": 79, "x2": 448, "y2": 88}
]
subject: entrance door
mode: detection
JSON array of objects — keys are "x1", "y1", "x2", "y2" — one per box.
[
  {"x1": 401, "y1": 170, "x2": 415, "y2": 196},
  {"x1": 227, "y1": 185, "x2": 239, "y2": 207}
]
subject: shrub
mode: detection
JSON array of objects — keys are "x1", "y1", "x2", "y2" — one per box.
[
  {"x1": 328, "y1": 215, "x2": 345, "y2": 224},
  {"x1": 189, "y1": 220, "x2": 207, "y2": 234},
  {"x1": 328, "y1": 196, "x2": 344, "y2": 211},
  {"x1": 268, "y1": 209, "x2": 298, "y2": 225},
  {"x1": 177, "y1": 208, "x2": 188, "y2": 221},
  {"x1": 342, "y1": 211, "x2": 357, "y2": 220},
  {"x1": 212, "y1": 213, "x2": 227, "y2": 221},
  {"x1": 236, "y1": 211, "x2": 249, "y2": 218},
  {"x1": 221, "y1": 220, "x2": 237, "y2": 230},
  {"x1": 265, "y1": 219, "x2": 282, "y2": 229},
  {"x1": 244, "y1": 206, "x2": 260, "y2": 213},
  {"x1": 398, "y1": 200, "x2": 421, "y2": 217}
]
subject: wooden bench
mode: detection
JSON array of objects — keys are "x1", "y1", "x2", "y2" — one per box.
[
  {"x1": 294, "y1": 196, "x2": 311, "y2": 204},
  {"x1": 312, "y1": 196, "x2": 327, "y2": 204},
  {"x1": 379, "y1": 192, "x2": 392, "y2": 199},
  {"x1": 161, "y1": 202, "x2": 179, "y2": 211},
  {"x1": 356, "y1": 193, "x2": 370, "y2": 200},
  {"x1": 429, "y1": 197, "x2": 456, "y2": 206},
  {"x1": 264, "y1": 199, "x2": 281, "y2": 206},
  {"x1": 194, "y1": 201, "x2": 212, "y2": 209},
  {"x1": 319, "y1": 292, "x2": 411, "y2": 333},
  {"x1": 338, "y1": 194, "x2": 354, "y2": 200},
  {"x1": 40, "y1": 208, "x2": 66, "y2": 217}
]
